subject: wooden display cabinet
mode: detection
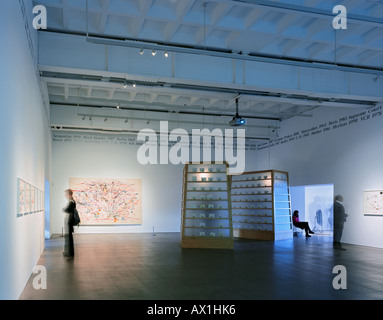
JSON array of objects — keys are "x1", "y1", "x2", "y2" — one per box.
[
  {"x1": 181, "y1": 162, "x2": 233, "y2": 249},
  {"x1": 230, "y1": 170, "x2": 292, "y2": 241}
]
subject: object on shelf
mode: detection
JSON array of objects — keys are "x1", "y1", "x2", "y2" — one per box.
[
  {"x1": 181, "y1": 163, "x2": 233, "y2": 249},
  {"x1": 230, "y1": 170, "x2": 292, "y2": 241},
  {"x1": 192, "y1": 176, "x2": 197, "y2": 181}
]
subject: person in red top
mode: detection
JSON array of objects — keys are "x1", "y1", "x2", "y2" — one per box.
[{"x1": 292, "y1": 210, "x2": 314, "y2": 237}]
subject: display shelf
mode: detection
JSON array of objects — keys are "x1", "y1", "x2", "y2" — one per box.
[
  {"x1": 229, "y1": 170, "x2": 292, "y2": 241},
  {"x1": 181, "y1": 162, "x2": 233, "y2": 249}
]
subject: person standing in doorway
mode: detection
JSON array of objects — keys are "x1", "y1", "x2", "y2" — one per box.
[
  {"x1": 63, "y1": 189, "x2": 76, "y2": 257},
  {"x1": 333, "y1": 195, "x2": 348, "y2": 250}
]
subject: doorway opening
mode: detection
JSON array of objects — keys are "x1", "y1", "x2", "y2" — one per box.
[
  {"x1": 44, "y1": 178, "x2": 51, "y2": 240},
  {"x1": 290, "y1": 184, "x2": 334, "y2": 236}
]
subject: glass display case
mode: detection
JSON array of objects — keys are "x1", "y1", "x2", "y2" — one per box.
[
  {"x1": 181, "y1": 162, "x2": 233, "y2": 249},
  {"x1": 230, "y1": 170, "x2": 292, "y2": 241}
]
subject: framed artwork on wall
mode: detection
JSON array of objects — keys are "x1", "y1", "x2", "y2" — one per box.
[
  {"x1": 17, "y1": 179, "x2": 26, "y2": 217},
  {"x1": 69, "y1": 177, "x2": 142, "y2": 225},
  {"x1": 17, "y1": 178, "x2": 44, "y2": 217},
  {"x1": 31, "y1": 186, "x2": 36, "y2": 213},
  {"x1": 25, "y1": 182, "x2": 31, "y2": 215},
  {"x1": 364, "y1": 190, "x2": 383, "y2": 216}
]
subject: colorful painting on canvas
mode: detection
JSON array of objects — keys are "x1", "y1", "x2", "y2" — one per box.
[{"x1": 70, "y1": 178, "x2": 142, "y2": 225}]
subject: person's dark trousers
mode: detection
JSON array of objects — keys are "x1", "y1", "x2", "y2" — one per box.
[
  {"x1": 294, "y1": 222, "x2": 311, "y2": 235},
  {"x1": 64, "y1": 224, "x2": 75, "y2": 256},
  {"x1": 333, "y1": 227, "x2": 344, "y2": 247}
]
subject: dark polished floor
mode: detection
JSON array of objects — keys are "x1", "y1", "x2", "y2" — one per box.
[{"x1": 19, "y1": 233, "x2": 383, "y2": 300}]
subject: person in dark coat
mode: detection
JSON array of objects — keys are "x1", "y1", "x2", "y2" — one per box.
[
  {"x1": 63, "y1": 189, "x2": 76, "y2": 257},
  {"x1": 333, "y1": 195, "x2": 348, "y2": 249}
]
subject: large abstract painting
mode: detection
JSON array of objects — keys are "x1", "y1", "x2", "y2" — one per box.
[
  {"x1": 69, "y1": 178, "x2": 142, "y2": 225},
  {"x1": 364, "y1": 190, "x2": 383, "y2": 216}
]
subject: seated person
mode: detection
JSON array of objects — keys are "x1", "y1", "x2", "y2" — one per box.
[{"x1": 292, "y1": 210, "x2": 314, "y2": 237}]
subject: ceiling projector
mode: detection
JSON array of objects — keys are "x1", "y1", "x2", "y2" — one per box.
[
  {"x1": 229, "y1": 97, "x2": 246, "y2": 126},
  {"x1": 230, "y1": 116, "x2": 246, "y2": 126}
]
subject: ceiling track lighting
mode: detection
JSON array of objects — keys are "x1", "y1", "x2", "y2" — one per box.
[{"x1": 139, "y1": 48, "x2": 169, "y2": 58}]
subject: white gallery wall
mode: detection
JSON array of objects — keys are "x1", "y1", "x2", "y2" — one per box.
[
  {"x1": 51, "y1": 131, "x2": 258, "y2": 235},
  {"x1": 0, "y1": 0, "x2": 52, "y2": 299},
  {"x1": 255, "y1": 105, "x2": 383, "y2": 248},
  {"x1": 50, "y1": 102, "x2": 259, "y2": 235},
  {"x1": 51, "y1": 133, "x2": 183, "y2": 235}
]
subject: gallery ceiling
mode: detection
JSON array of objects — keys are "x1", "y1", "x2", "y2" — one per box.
[
  {"x1": 34, "y1": 0, "x2": 383, "y2": 132},
  {"x1": 35, "y1": 0, "x2": 383, "y2": 68}
]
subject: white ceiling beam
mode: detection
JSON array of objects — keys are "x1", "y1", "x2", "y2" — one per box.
[
  {"x1": 62, "y1": 0, "x2": 70, "y2": 29},
  {"x1": 108, "y1": 88, "x2": 116, "y2": 100},
  {"x1": 38, "y1": 33, "x2": 383, "y2": 102},
  {"x1": 244, "y1": 7, "x2": 268, "y2": 29},
  {"x1": 99, "y1": 0, "x2": 111, "y2": 34},
  {"x1": 132, "y1": 0, "x2": 154, "y2": 37},
  {"x1": 64, "y1": 84, "x2": 69, "y2": 101},
  {"x1": 164, "y1": 0, "x2": 195, "y2": 41}
]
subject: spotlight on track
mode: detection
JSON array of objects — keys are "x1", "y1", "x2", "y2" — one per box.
[
  {"x1": 152, "y1": 50, "x2": 157, "y2": 56},
  {"x1": 164, "y1": 51, "x2": 169, "y2": 58},
  {"x1": 140, "y1": 48, "x2": 144, "y2": 55},
  {"x1": 132, "y1": 83, "x2": 137, "y2": 88}
]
